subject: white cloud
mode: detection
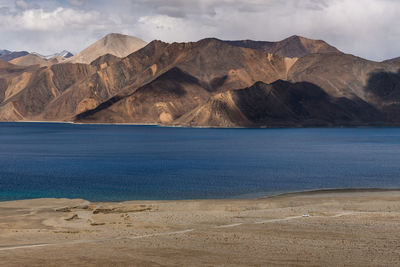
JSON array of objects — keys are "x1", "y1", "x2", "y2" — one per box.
[
  {"x1": 0, "y1": 0, "x2": 399, "y2": 60},
  {"x1": 132, "y1": 0, "x2": 400, "y2": 61},
  {"x1": 1, "y1": 7, "x2": 101, "y2": 31}
]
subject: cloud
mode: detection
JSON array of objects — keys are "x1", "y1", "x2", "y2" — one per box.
[
  {"x1": 0, "y1": 6, "x2": 10, "y2": 14},
  {"x1": 67, "y1": 0, "x2": 84, "y2": 7},
  {"x1": 15, "y1": 0, "x2": 40, "y2": 10},
  {"x1": 0, "y1": 7, "x2": 102, "y2": 31},
  {"x1": 0, "y1": 0, "x2": 399, "y2": 61},
  {"x1": 130, "y1": 0, "x2": 400, "y2": 61}
]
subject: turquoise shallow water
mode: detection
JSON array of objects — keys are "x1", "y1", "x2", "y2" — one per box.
[{"x1": 1, "y1": 123, "x2": 400, "y2": 201}]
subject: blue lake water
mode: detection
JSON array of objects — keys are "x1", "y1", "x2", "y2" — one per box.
[{"x1": 0, "y1": 123, "x2": 400, "y2": 201}]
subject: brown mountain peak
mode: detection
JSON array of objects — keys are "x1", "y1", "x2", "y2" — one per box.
[
  {"x1": 223, "y1": 35, "x2": 341, "y2": 58},
  {"x1": 68, "y1": 33, "x2": 148, "y2": 64}
]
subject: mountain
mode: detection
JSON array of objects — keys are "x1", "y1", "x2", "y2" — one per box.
[
  {"x1": 45, "y1": 50, "x2": 73, "y2": 59},
  {"x1": 0, "y1": 51, "x2": 30, "y2": 62},
  {"x1": 33, "y1": 50, "x2": 74, "y2": 60},
  {"x1": 174, "y1": 80, "x2": 383, "y2": 127},
  {"x1": 67, "y1": 33, "x2": 148, "y2": 64},
  {"x1": 0, "y1": 59, "x2": 15, "y2": 69},
  {"x1": 0, "y1": 60, "x2": 40, "y2": 120},
  {"x1": 0, "y1": 62, "x2": 96, "y2": 121},
  {"x1": 0, "y1": 50, "x2": 10, "y2": 56},
  {"x1": 286, "y1": 53, "x2": 400, "y2": 106},
  {"x1": 0, "y1": 59, "x2": 36, "y2": 77},
  {"x1": 383, "y1": 57, "x2": 400, "y2": 64},
  {"x1": 42, "y1": 38, "x2": 294, "y2": 122},
  {"x1": 10, "y1": 54, "x2": 53, "y2": 67},
  {"x1": 75, "y1": 67, "x2": 212, "y2": 124},
  {"x1": 75, "y1": 39, "x2": 400, "y2": 126},
  {"x1": 224, "y1": 35, "x2": 341, "y2": 58},
  {"x1": 1, "y1": 34, "x2": 400, "y2": 127},
  {"x1": 10, "y1": 53, "x2": 70, "y2": 67},
  {"x1": 0, "y1": 48, "x2": 72, "y2": 65}
]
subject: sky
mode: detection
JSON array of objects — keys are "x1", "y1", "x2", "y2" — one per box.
[{"x1": 0, "y1": 0, "x2": 399, "y2": 61}]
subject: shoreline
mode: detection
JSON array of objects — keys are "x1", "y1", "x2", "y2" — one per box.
[
  {"x1": 2, "y1": 120, "x2": 400, "y2": 129},
  {"x1": 261, "y1": 187, "x2": 400, "y2": 199},
  {"x1": 2, "y1": 187, "x2": 400, "y2": 204}
]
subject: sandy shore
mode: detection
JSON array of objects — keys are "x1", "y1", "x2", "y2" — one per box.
[{"x1": 1, "y1": 190, "x2": 400, "y2": 266}]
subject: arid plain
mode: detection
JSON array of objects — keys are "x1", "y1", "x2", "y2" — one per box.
[{"x1": 1, "y1": 190, "x2": 399, "y2": 266}]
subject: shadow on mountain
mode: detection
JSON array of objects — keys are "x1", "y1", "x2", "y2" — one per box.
[
  {"x1": 233, "y1": 80, "x2": 385, "y2": 126},
  {"x1": 75, "y1": 95, "x2": 124, "y2": 121},
  {"x1": 75, "y1": 68, "x2": 400, "y2": 127},
  {"x1": 175, "y1": 79, "x2": 387, "y2": 127},
  {"x1": 0, "y1": 78, "x2": 7, "y2": 103},
  {"x1": 365, "y1": 69, "x2": 400, "y2": 122},
  {"x1": 366, "y1": 70, "x2": 400, "y2": 102},
  {"x1": 75, "y1": 67, "x2": 210, "y2": 123}
]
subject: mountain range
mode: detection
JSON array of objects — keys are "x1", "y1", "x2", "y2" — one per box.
[
  {"x1": 1, "y1": 33, "x2": 400, "y2": 127},
  {"x1": 0, "y1": 49, "x2": 73, "y2": 67},
  {"x1": 0, "y1": 50, "x2": 30, "y2": 62},
  {"x1": 34, "y1": 51, "x2": 74, "y2": 60}
]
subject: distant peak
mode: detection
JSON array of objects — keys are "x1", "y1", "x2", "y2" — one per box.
[
  {"x1": 220, "y1": 35, "x2": 340, "y2": 58},
  {"x1": 285, "y1": 35, "x2": 326, "y2": 43},
  {"x1": 196, "y1": 38, "x2": 227, "y2": 46},
  {"x1": 0, "y1": 49, "x2": 11, "y2": 56},
  {"x1": 285, "y1": 35, "x2": 309, "y2": 42},
  {"x1": 199, "y1": 37, "x2": 222, "y2": 42},
  {"x1": 289, "y1": 35, "x2": 303, "y2": 38},
  {"x1": 68, "y1": 33, "x2": 148, "y2": 64},
  {"x1": 103, "y1": 33, "x2": 129, "y2": 39},
  {"x1": 32, "y1": 50, "x2": 74, "y2": 60},
  {"x1": 99, "y1": 33, "x2": 147, "y2": 47},
  {"x1": 102, "y1": 33, "x2": 126, "y2": 45},
  {"x1": 102, "y1": 33, "x2": 142, "y2": 41},
  {"x1": 105, "y1": 33, "x2": 127, "y2": 37}
]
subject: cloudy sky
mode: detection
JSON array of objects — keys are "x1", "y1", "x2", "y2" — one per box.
[{"x1": 0, "y1": 0, "x2": 399, "y2": 61}]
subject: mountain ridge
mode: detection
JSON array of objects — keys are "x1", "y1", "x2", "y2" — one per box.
[
  {"x1": 0, "y1": 51, "x2": 30, "y2": 62},
  {"x1": 1, "y1": 33, "x2": 400, "y2": 127},
  {"x1": 223, "y1": 35, "x2": 341, "y2": 58},
  {"x1": 33, "y1": 50, "x2": 74, "y2": 60}
]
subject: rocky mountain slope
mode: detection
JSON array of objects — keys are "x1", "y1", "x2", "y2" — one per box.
[
  {"x1": 175, "y1": 80, "x2": 384, "y2": 127},
  {"x1": 1, "y1": 33, "x2": 400, "y2": 127},
  {"x1": 38, "y1": 38, "x2": 294, "y2": 122}
]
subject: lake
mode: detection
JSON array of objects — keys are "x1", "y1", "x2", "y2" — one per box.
[{"x1": 0, "y1": 123, "x2": 400, "y2": 201}]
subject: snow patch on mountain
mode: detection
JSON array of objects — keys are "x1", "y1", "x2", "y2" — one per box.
[{"x1": 33, "y1": 50, "x2": 74, "y2": 59}]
